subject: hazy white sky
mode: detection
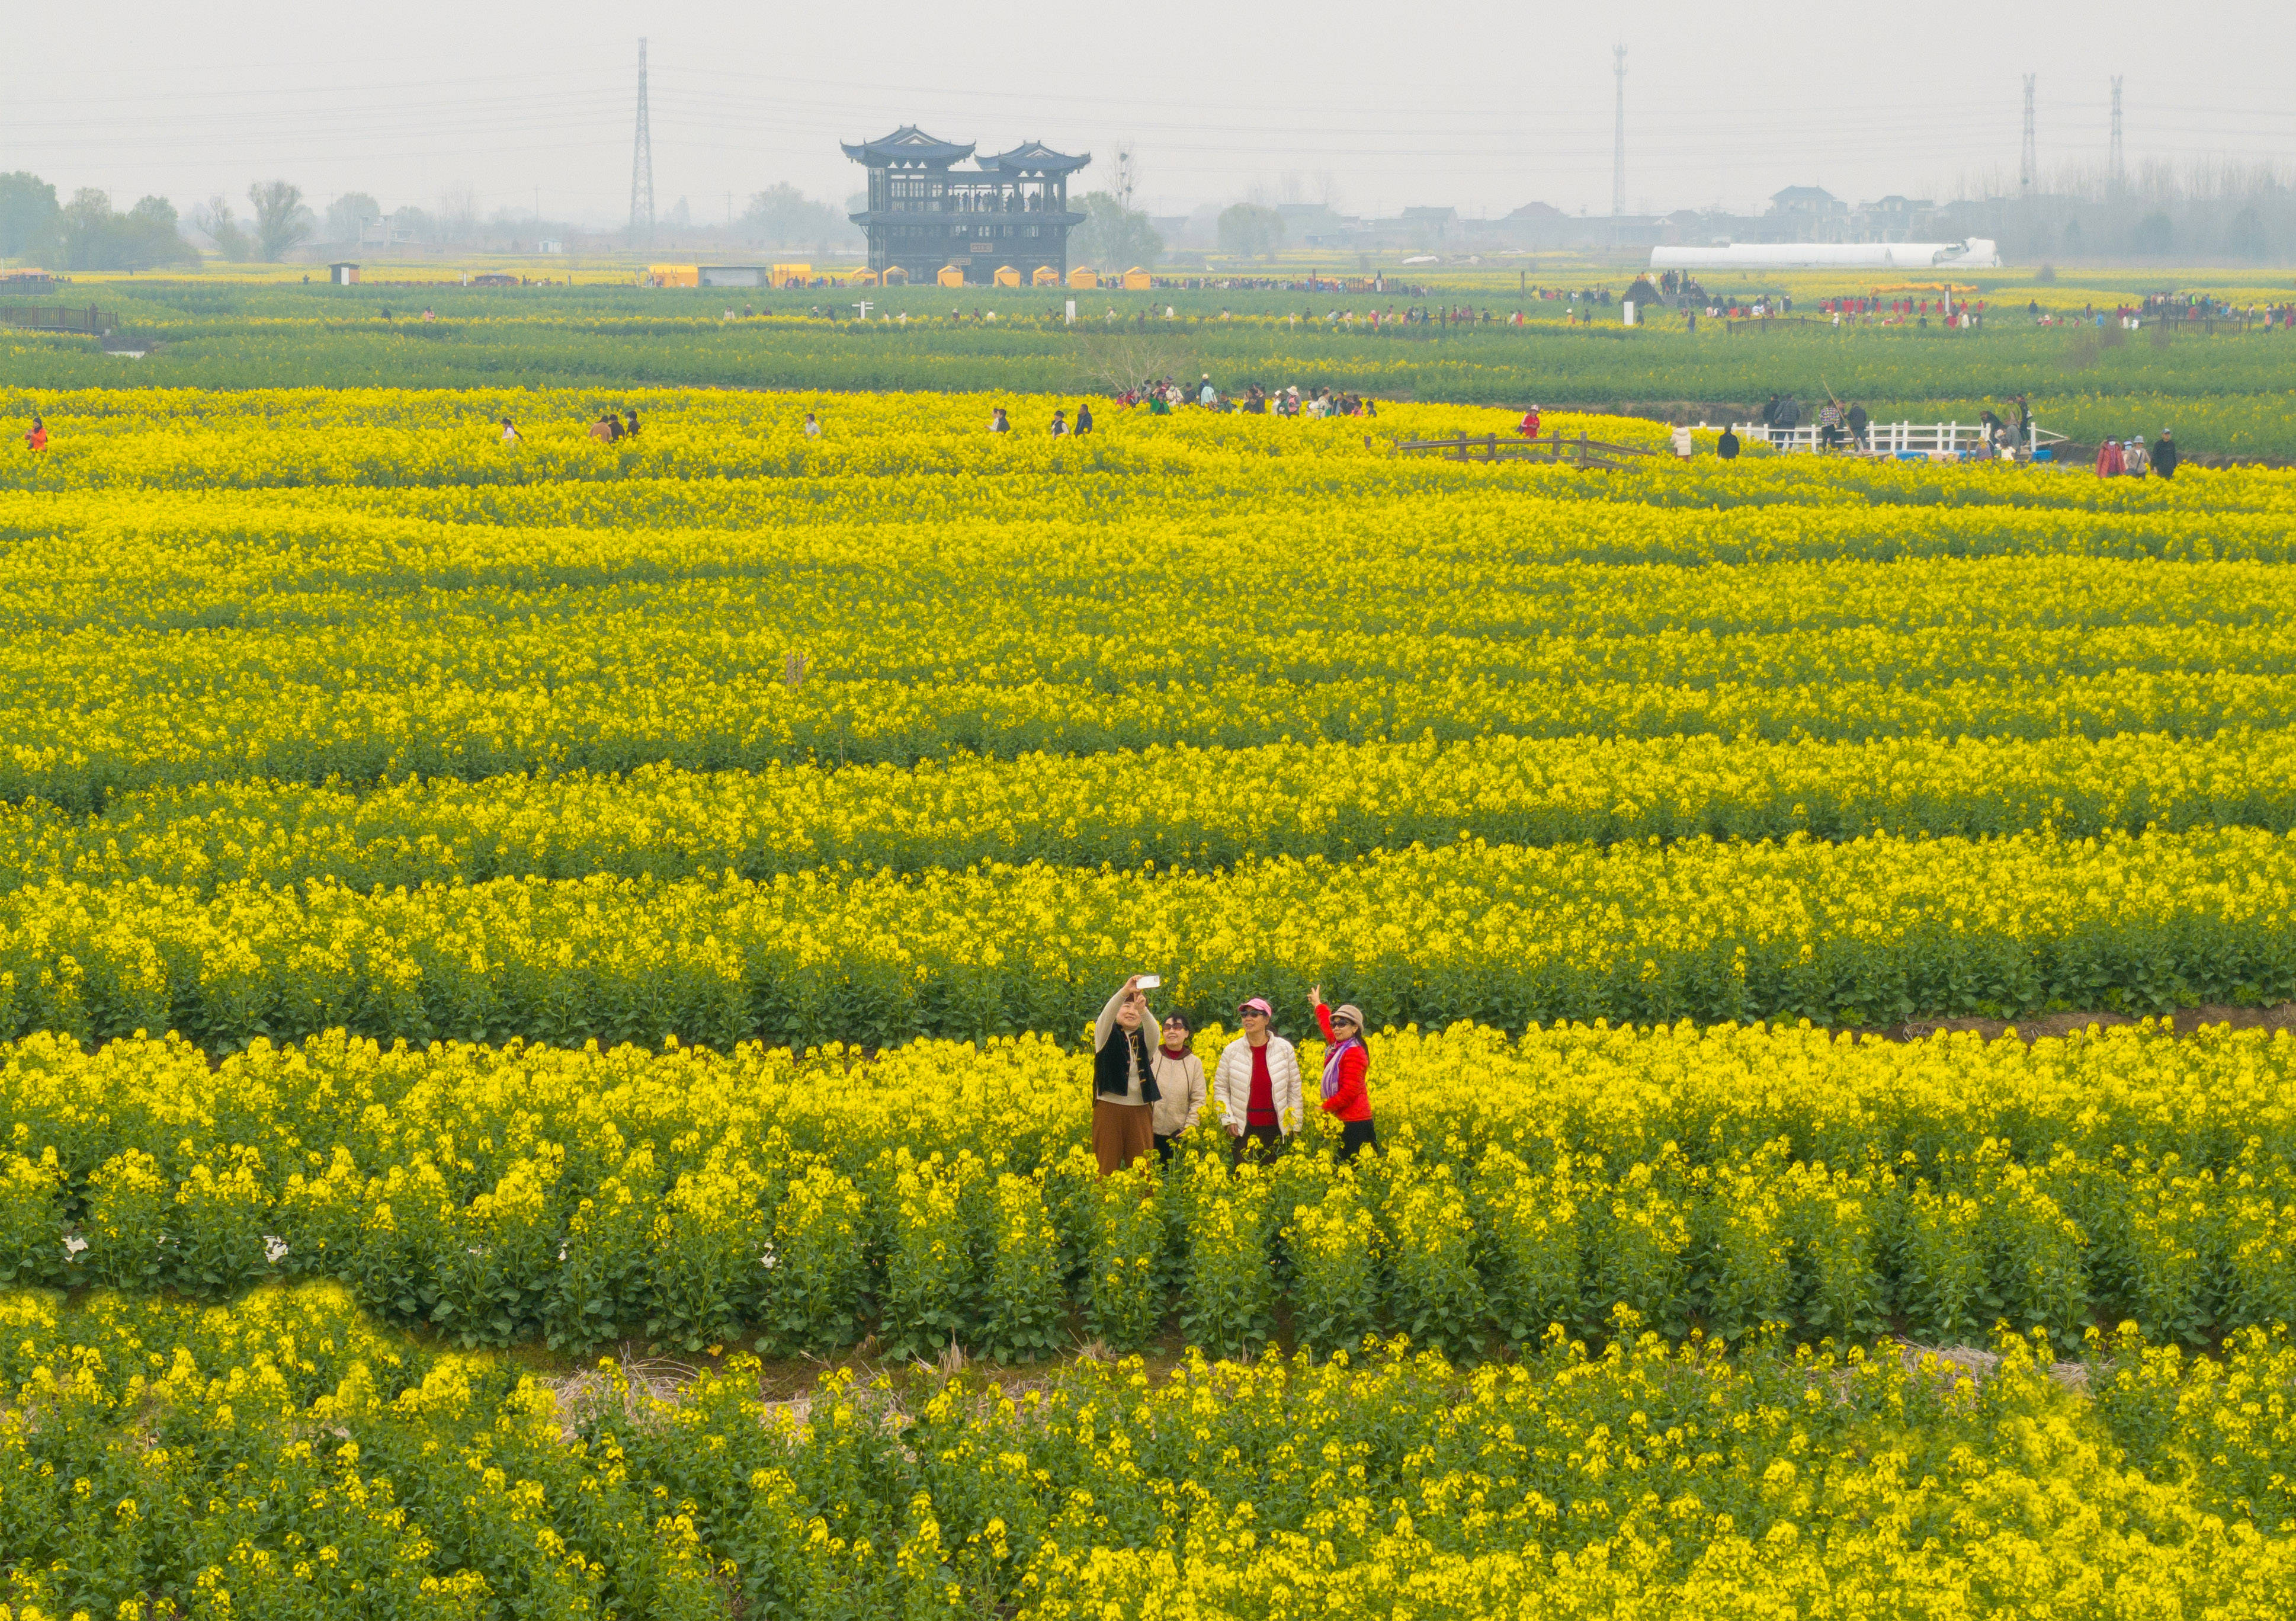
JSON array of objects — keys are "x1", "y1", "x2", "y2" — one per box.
[{"x1": 9, "y1": 0, "x2": 2291, "y2": 225}]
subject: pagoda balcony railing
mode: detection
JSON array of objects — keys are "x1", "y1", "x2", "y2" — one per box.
[{"x1": 876, "y1": 196, "x2": 1066, "y2": 216}]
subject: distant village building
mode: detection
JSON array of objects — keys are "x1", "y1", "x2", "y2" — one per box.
[{"x1": 844, "y1": 126, "x2": 1088, "y2": 286}]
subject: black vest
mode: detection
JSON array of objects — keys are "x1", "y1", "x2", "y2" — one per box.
[{"x1": 1094, "y1": 1023, "x2": 1160, "y2": 1103}]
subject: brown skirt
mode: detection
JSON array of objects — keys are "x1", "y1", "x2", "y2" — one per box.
[{"x1": 1093, "y1": 1098, "x2": 1156, "y2": 1175}]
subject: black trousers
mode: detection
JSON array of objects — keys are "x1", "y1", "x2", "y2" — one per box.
[
  {"x1": 1338, "y1": 1119, "x2": 1378, "y2": 1162},
  {"x1": 1154, "y1": 1130, "x2": 1180, "y2": 1165},
  {"x1": 1231, "y1": 1125, "x2": 1284, "y2": 1165}
]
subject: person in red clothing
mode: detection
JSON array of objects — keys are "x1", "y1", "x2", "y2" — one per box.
[
  {"x1": 23, "y1": 415, "x2": 46, "y2": 452},
  {"x1": 1311, "y1": 984, "x2": 1376, "y2": 1161}
]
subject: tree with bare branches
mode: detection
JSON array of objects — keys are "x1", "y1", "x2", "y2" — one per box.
[{"x1": 247, "y1": 180, "x2": 313, "y2": 262}]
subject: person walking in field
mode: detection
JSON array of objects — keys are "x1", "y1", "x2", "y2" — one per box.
[
  {"x1": 989, "y1": 406, "x2": 1012, "y2": 433},
  {"x1": 499, "y1": 417, "x2": 518, "y2": 443},
  {"x1": 2152, "y1": 428, "x2": 2178, "y2": 479},
  {"x1": 1669, "y1": 421, "x2": 1693, "y2": 459},
  {"x1": 1149, "y1": 1011, "x2": 1207, "y2": 1164},
  {"x1": 1519, "y1": 405, "x2": 1542, "y2": 438},
  {"x1": 803, "y1": 412, "x2": 821, "y2": 438},
  {"x1": 1050, "y1": 409, "x2": 1069, "y2": 437},
  {"x1": 2124, "y1": 435, "x2": 2151, "y2": 478},
  {"x1": 1717, "y1": 424, "x2": 1740, "y2": 461},
  {"x1": 1310, "y1": 985, "x2": 1376, "y2": 1161},
  {"x1": 1075, "y1": 402, "x2": 1094, "y2": 435},
  {"x1": 23, "y1": 415, "x2": 46, "y2": 451},
  {"x1": 2094, "y1": 438, "x2": 2124, "y2": 477},
  {"x1": 1214, "y1": 997, "x2": 1301, "y2": 1165},
  {"x1": 1092, "y1": 975, "x2": 1161, "y2": 1175}
]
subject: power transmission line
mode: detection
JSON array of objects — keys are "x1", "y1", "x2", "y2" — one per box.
[
  {"x1": 1611, "y1": 46, "x2": 1627, "y2": 218},
  {"x1": 2109, "y1": 75, "x2": 2125, "y2": 193},
  {"x1": 2019, "y1": 73, "x2": 2037, "y2": 194},
  {"x1": 630, "y1": 38, "x2": 654, "y2": 241}
]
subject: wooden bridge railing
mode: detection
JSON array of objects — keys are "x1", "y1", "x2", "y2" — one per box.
[{"x1": 1394, "y1": 430, "x2": 1658, "y2": 470}]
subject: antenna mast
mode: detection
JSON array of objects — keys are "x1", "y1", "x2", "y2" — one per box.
[
  {"x1": 1611, "y1": 46, "x2": 1627, "y2": 219},
  {"x1": 631, "y1": 39, "x2": 655, "y2": 241},
  {"x1": 1113, "y1": 144, "x2": 1136, "y2": 212},
  {"x1": 2019, "y1": 73, "x2": 2037, "y2": 195},
  {"x1": 2108, "y1": 76, "x2": 2124, "y2": 194}
]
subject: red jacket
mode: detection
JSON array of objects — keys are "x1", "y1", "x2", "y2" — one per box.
[{"x1": 1314, "y1": 1003, "x2": 1372, "y2": 1122}]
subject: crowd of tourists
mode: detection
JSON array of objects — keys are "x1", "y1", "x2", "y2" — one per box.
[
  {"x1": 2096, "y1": 430, "x2": 2180, "y2": 479},
  {"x1": 1108, "y1": 374, "x2": 1380, "y2": 417},
  {"x1": 1089, "y1": 976, "x2": 1376, "y2": 1177}
]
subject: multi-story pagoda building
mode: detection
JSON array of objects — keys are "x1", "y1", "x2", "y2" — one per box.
[{"x1": 844, "y1": 127, "x2": 1089, "y2": 285}]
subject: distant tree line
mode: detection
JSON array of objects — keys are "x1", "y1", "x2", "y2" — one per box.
[
  {"x1": 1942, "y1": 159, "x2": 2295, "y2": 265},
  {"x1": 0, "y1": 173, "x2": 197, "y2": 271}
]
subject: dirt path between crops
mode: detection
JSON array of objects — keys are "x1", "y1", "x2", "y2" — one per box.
[{"x1": 1870, "y1": 1001, "x2": 2296, "y2": 1045}]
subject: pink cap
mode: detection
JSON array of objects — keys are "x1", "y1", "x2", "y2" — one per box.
[{"x1": 1238, "y1": 998, "x2": 1273, "y2": 1015}]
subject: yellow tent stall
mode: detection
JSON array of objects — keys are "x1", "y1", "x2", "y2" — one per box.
[
  {"x1": 771, "y1": 263, "x2": 812, "y2": 288},
  {"x1": 1121, "y1": 267, "x2": 1152, "y2": 290},
  {"x1": 1032, "y1": 265, "x2": 1061, "y2": 286},
  {"x1": 881, "y1": 266, "x2": 909, "y2": 284},
  {"x1": 849, "y1": 268, "x2": 879, "y2": 286},
  {"x1": 648, "y1": 264, "x2": 699, "y2": 288},
  {"x1": 938, "y1": 265, "x2": 967, "y2": 287},
  {"x1": 993, "y1": 265, "x2": 1022, "y2": 288},
  {"x1": 1067, "y1": 267, "x2": 1099, "y2": 289}
]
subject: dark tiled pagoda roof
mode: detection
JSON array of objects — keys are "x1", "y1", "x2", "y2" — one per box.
[
  {"x1": 840, "y1": 126, "x2": 976, "y2": 166},
  {"x1": 976, "y1": 142, "x2": 1091, "y2": 176}
]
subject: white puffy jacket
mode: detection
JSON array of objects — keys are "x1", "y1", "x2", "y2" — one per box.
[{"x1": 1211, "y1": 1036, "x2": 1303, "y2": 1136}]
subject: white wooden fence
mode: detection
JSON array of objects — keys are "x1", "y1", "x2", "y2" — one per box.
[{"x1": 1716, "y1": 419, "x2": 2070, "y2": 458}]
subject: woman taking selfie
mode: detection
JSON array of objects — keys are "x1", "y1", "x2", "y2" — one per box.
[{"x1": 1092, "y1": 974, "x2": 1160, "y2": 1174}]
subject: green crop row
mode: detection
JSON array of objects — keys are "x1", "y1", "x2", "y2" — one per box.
[
  {"x1": 3, "y1": 728, "x2": 2294, "y2": 895},
  {"x1": 0, "y1": 824, "x2": 2285, "y2": 1050},
  {"x1": 10, "y1": 1277, "x2": 2295, "y2": 1620}
]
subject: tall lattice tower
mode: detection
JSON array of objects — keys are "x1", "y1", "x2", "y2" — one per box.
[
  {"x1": 2108, "y1": 76, "x2": 2125, "y2": 194},
  {"x1": 2019, "y1": 73, "x2": 2037, "y2": 194},
  {"x1": 630, "y1": 39, "x2": 655, "y2": 241},
  {"x1": 1611, "y1": 46, "x2": 1627, "y2": 218},
  {"x1": 1112, "y1": 144, "x2": 1137, "y2": 212}
]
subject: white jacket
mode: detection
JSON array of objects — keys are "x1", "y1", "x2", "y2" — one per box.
[{"x1": 1212, "y1": 1036, "x2": 1303, "y2": 1136}]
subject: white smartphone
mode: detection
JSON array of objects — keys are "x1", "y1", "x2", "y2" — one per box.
[{"x1": 1136, "y1": 975, "x2": 1162, "y2": 990}]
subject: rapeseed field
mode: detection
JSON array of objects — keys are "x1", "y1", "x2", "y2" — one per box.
[{"x1": 4, "y1": 381, "x2": 2295, "y2": 1618}]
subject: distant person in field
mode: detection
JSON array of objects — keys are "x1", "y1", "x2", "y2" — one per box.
[
  {"x1": 1311, "y1": 985, "x2": 1376, "y2": 1162},
  {"x1": 1670, "y1": 421, "x2": 1694, "y2": 458},
  {"x1": 1848, "y1": 402, "x2": 1870, "y2": 449},
  {"x1": 23, "y1": 415, "x2": 46, "y2": 451},
  {"x1": 589, "y1": 414, "x2": 617, "y2": 443},
  {"x1": 803, "y1": 412, "x2": 821, "y2": 438},
  {"x1": 2124, "y1": 435, "x2": 2151, "y2": 478},
  {"x1": 2152, "y1": 429, "x2": 2178, "y2": 479},
  {"x1": 2094, "y1": 438, "x2": 2124, "y2": 477},
  {"x1": 989, "y1": 405, "x2": 1011, "y2": 433},
  {"x1": 1075, "y1": 401, "x2": 1094, "y2": 434},
  {"x1": 1050, "y1": 409, "x2": 1068, "y2": 436},
  {"x1": 1198, "y1": 374, "x2": 1217, "y2": 407},
  {"x1": 1092, "y1": 975, "x2": 1160, "y2": 1175},
  {"x1": 1519, "y1": 405, "x2": 1542, "y2": 438},
  {"x1": 623, "y1": 411, "x2": 641, "y2": 438},
  {"x1": 499, "y1": 417, "x2": 518, "y2": 443},
  {"x1": 1717, "y1": 424, "x2": 1740, "y2": 460}
]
